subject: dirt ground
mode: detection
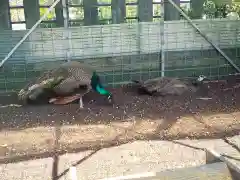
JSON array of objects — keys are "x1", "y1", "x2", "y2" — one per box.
[{"x1": 0, "y1": 75, "x2": 240, "y2": 163}]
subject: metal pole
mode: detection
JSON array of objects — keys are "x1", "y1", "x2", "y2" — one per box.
[
  {"x1": 167, "y1": 0, "x2": 240, "y2": 73},
  {"x1": 160, "y1": 1, "x2": 165, "y2": 77},
  {"x1": 62, "y1": 0, "x2": 68, "y2": 29},
  {"x1": 62, "y1": 0, "x2": 72, "y2": 62},
  {"x1": 0, "y1": 0, "x2": 61, "y2": 68}
]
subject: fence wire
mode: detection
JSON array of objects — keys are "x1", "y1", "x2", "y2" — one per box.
[{"x1": 0, "y1": 0, "x2": 240, "y2": 93}]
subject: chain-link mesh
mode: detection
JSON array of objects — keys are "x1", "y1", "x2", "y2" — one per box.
[
  {"x1": 0, "y1": 0, "x2": 67, "y2": 93},
  {"x1": 0, "y1": 0, "x2": 240, "y2": 93},
  {"x1": 163, "y1": 0, "x2": 240, "y2": 81}
]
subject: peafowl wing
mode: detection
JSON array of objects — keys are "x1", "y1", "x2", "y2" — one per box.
[
  {"x1": 159, "y1": 78, "x2": 189, "y2": 96},
  {"x1": 132, "y1": 77, "x2": 172, "y2": 95},
  {"x1": 152, "y1": 77, "x2": 197, "y2": 96},
  {"x1": 145, "y1": 77, "x2": 172, "y2": 94},
  {"x1": 133, "y1": 77, "x2": 197, "y2": 96},
  {"x1": 18, "y1": 61, "x2": 94, "y2": 104}
]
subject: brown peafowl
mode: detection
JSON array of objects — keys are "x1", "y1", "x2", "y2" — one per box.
[
  {"x1": 132, "y1": 75, "x2": 207, "y2": 96},
  {"x1": 18, "y1": 61, "x2": 113, "y2": 108}
]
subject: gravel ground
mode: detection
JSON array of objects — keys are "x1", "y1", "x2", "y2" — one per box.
[
  {"x1": 0, "y1": 135, "x2": 239, "y2": 180},
  {"x1": 58, "y1": 140, "x2": 206, "y2": 180},
  {"x1": 0, "y1": 140, "x2": 206, "y2": 180},
  {"x1": 0, "y1": 75, "x2": 240, "y2": 161},
  {"x1": 1, "y1": 75, "x2": 240, "y2": 130}
]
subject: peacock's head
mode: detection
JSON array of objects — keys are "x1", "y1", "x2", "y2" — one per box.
[
  {"x1": 108, "y1": 93, "x2": 114, "y2": 103},
  {"x1": 103, "y1": 91, "x2": 113, "y2": 104},
  {"x1": 197, "y1": 75, "x2": 207, "y2": 82}
]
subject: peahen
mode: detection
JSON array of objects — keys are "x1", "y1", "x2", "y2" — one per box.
[
  {"x1": 132, "y1": 75, "x2": 208, "y2": 96},
  {"x1": 18, "y1": 61, "x2": 113, "y2": 108}
]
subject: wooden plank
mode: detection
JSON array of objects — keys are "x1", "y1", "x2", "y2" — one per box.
[{"x1": 95, "y1": 162, "x2": 232, "y2": 180}]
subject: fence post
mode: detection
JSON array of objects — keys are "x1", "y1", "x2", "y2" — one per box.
[
  {"x1": 190, "y1": 0, "x2": 205, "y2": 19},
  {"x1": 160, "y1": 1, "x2": 165, "y2": 77},
  {"x1": 0, "y1": 0, "x2": 11, "y2": 30},
  {"x1": 83, "y1": 0, "x2": 98, "y2": 25},
  {"x1": 62, "y1": 0, "x2": 72, "y2": 62},
  {"x1": 23, "y1": 0, "x2": 40, "y2": 29},
  {"x1": 111, "y1": 0, "x2": 126, "y2": 24},
  {"x1": 138, "y1": 0, "x2": 153, "y2": 22},
  {"x1": 164, "y1": 0, "x2": 180, "y2": 21},
  {"x1": 55, "y1": 0, "x2": 64, "y2": 27}
]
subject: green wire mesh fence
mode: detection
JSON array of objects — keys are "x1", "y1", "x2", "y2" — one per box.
[{"x1": 0, "y1": 0, "x2": 240, "y2": 92}]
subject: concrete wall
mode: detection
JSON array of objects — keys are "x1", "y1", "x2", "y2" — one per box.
[{"x1": 0, "y1": 19, "x2": 240, "y2": 91}]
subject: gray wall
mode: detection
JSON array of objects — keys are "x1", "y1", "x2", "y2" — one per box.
[{"x1": 0, "y1": 19, "x2": 240, "y2": 92}]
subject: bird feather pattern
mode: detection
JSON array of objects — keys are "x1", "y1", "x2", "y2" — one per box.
[
  {"x1": 132, "y1": 76, "x2": 202, "y2": 96},
  {"x1": 18, "y1": 61, "x2": 94, "y2": 104}
]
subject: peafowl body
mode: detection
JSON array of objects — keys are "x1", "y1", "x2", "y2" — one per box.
[
  {"x1": 132, "y1": 75, "x2": 207, "y2": 96},
  {"x1": 18, "y1": 61, "x2": 112, "y2": 108}
]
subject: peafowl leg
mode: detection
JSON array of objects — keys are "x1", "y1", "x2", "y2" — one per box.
[{"x1": 79, "y1": 96, "x2": 83, "y2": 109}]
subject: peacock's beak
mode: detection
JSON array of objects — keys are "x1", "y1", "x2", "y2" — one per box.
[{"x1": 107, "y1": 95, "x2": 113, "y2": 104}]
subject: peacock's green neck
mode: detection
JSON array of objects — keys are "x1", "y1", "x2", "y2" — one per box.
[
  {"x1": 96, "y1": 84, "x2": 111, "y2": 96},
  {"x1": 91, "y1": 71, "x2": 112, "y2": 97}
]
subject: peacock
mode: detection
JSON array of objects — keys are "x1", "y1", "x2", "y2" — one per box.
[
  {"x1": 18, "y1": 61, "x2": 113, "y2": 108},
  {"x1": 132, "y1": 75, "x2": 207, "y2": 96}
]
